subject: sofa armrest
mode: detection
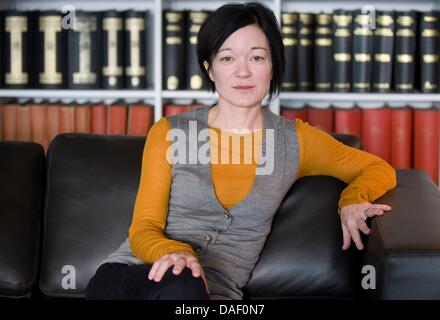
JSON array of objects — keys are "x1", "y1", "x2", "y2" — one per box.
[
  {"x1": 362, "y1": 169, "x2": 440, "y2": 299},
  {"x1": 331, "y1": 133, "x2": 365, "y2": 150}
]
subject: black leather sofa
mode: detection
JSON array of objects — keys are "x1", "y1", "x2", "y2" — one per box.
[{"x1": 1, "y1": 132, "x2": 440, "y2": 300}]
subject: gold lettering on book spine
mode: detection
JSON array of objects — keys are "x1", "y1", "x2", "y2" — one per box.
[
  {"x1": 126, "y1": 17, "x2": 146, "y2": 82},
  {"x1": 5, "y1": 16, "x2": 28, "y2": 84},
  {"x1": 73, "y1": 17, "x2": 97, "y2": 84},
  {"x1": 40, "y1": 16, "x2": 62, "y2": 84},
  {"x1": 103, "y1": 17, "x2": 123, "y2": 78}
]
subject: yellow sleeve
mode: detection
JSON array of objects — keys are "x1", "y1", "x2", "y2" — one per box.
[
  {"x1": 128, "y1": 117, "x2": 197, "y2": 263},
  {"x1": 295, "y1": 119, "x2": 397, "y2": 210}
]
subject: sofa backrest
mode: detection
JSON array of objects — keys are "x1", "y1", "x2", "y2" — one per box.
[
  {"x1": 39, "y1": 132, "x2": 363, "y2": 298},
  {"x1": 0, "y1": 141, "x2": 44, "y2": 298}
]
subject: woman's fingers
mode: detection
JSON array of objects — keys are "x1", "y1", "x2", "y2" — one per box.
[
  {"x1": 348, "y1": 224, "x2": 364, "y2": 250},
  {"x1": 148, "y1": 259, "x2": 161, "y2": 280},
  {"x1": 153, "y1": 258, "x2": 173, "y2": 282},
  {"x1": 172, "y1": 257, "x2": 187, "y2": 275},
  {"x1": 369, "y1": 204, "x2": 392, "y2": 211},
  {"x1": 341, "y1": 224, "x2": 351, "y2": 251},
  {"x1": 358, "y1": 220, "x2": 371, "y2": 235}
]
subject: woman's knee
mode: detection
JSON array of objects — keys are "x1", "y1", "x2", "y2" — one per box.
[{"x1": 155, "y1": 267, "x2": 209, "y2": 300}]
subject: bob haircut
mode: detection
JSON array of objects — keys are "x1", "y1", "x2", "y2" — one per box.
[{"x1": 197, "y1": 2, "x2": 285, "y2": 102}]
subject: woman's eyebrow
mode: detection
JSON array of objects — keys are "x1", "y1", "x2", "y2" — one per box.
[{"x1": 218, "y1": 47, "x2": 269, "y2": 52}]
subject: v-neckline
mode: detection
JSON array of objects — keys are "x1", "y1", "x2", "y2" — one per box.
[{"x1": 202, "y1": 105, "x2": 271, "y2": 213}]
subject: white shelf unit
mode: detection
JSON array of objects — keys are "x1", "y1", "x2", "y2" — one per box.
[{"x1": 1, "y1": 0, "x2": 440, "y2": 121}]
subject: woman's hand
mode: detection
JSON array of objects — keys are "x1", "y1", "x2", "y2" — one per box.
[
  {"x1": 340, "y1": 202, "x2": 392, "y2": 251},
  {"x1": 148, "y1": 251, "x2": 209, "y2": 294}
]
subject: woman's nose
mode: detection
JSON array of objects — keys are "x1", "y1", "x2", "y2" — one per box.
[{"x1": 235, "y1": 60, "x2": 251, "y2": 78}]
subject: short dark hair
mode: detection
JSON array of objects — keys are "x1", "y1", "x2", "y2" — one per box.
[{"x1": 197, "y1": 2, "x2": 284, "y2": 102}]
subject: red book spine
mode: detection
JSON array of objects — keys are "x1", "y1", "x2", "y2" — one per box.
[
  {"x1": 163, "y1": 104, "x2": 188, "y2": 116},
  {"x1": 361, "y1": 107, "x2": 391, "y2": 162},
  {"x1": 91, "y1": 104, "x2": 107, "y2": 135},
  {"x1": 46, "y1": 104, "x2": 60, "y2": 148},
  {"x1": 30, "y1": 103, "x2": 48, "y2": 151},
  {"x1": 127, "y1": 104, "x2": 154, "y2": 136},
  {"x1": 107, "y1": 104, "x2": 127, "y2": 135},
  {"x1": 1, "y1": 104, "x2": 19, "y2": 141},
  {"x1": 307, "y1": 107, "x2": 334, "y2": 132},
  {"x1": 17, "y1": 104, "x2": 32, "y2": 141},
  {"x1": 59, "y1": 105, "x2": 75, "y2": 134},
  {"x1": 334, "y1": 107, "x2": 362, "y2": 138},
  {"x1": 75, "y1": 104, "x2": 91, "y2": 133},
  {"x1": 280, "y1": 107, "x2": 308, "y2": 122},
  {"x1": 390, "y1": 107, "x2": 413, "y2": 169},
  {"x1": 414, "y1": 108, "x2": 439, "y2": 185}
]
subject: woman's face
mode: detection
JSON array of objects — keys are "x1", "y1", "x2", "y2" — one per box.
[{"x1": 204, "y1": 24, "x2": 272, "y2": 109}]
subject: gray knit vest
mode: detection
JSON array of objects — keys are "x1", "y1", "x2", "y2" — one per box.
[{"x1": 100, "y1": 106, "x2": 300, "y2": 300}]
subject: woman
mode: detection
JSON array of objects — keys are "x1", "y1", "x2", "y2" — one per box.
[{"x1": 86, "y1": 2, "x2": 396, "y2": 300}]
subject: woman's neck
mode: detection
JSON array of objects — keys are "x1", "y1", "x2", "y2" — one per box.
[{"x1": 207, "y1": 103, "x2": 264, "y2": 132}]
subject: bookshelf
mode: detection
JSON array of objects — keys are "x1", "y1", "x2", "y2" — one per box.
[{"x1": 1, "y1": 0, "x2": 439, "y2": 120}]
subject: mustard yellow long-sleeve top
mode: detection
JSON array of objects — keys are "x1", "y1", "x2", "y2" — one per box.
[{"x1": 129, "y1": 117, "x2": 397, "y2": 263}]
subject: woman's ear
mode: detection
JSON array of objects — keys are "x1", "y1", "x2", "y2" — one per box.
[{"x1": 203, "y1": 60, "x2": 214, "y2": 82}]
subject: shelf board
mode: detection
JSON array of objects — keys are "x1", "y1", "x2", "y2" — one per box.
[
  {"x1": 0, "y1": 89, "x2": 156, "y2": 100},
  {"x1": 279, "y1": 92, "x2": 440, "y2": 103}
]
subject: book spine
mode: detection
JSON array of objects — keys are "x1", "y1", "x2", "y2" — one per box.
[
  {"x1": 2, "y1": 11, "x2": 30, "y2": 88},
  {"x1": 91, "y1": 104, "x2": 107, "y2": 134},
  {"x1": 67, "y1": 11, "x2": 101, "y2": 89},
  {"x1": 390, "y1": 107, "x2": 413, "y2": 169},
  {"x1": 393, "y1": 11, "x2": 417, "y2": 92},
  {"x1": 102, "y1": 11, "x2": 124, "y2": 89},
  {"x1": 186, "y1": 11, "x2": 208, "y2": 90},
  {"x1": 372, "y1": 11, "x2": 395, "y2": 92},
  {"x1": 332, "y1": 10, "x2": 353, "y2": 92},
  {"x1": 361, "y1": 106, "x2": 391, "y2": 162},
  {"x1": 125, "y1": 10, "x2": 147, "y2": 89},
  {"x1": 280, "y1": 106, "x2": 308, "y2": 122},
  {"x1": 46, "y1": 104, "x2": 60, "y2": 147},
  {"x1": 163, "y1": 10, "x2": 186, "y2": 90},
  {"x1": 37, "y1": 11, "x2": 64, "y2": 88},
  {"x1": 107, "y1": 104, "x2": 127, "y2": 134},
  {"x1": 30, "y1": 103, "x2": 48, "y2": 151},
  {"x1": 314, "y1": 13, "x2": 332, "y2": 92},
  {"x1": 297, "y1": 13, "x2": 314, "y2": 91},
  {"x1": 414, "y1": 109, "x2": 439, "y2": 185},
  {"x1": 334, "y1": 107, "x2": 362, "y2": 138},
  {"x1": 281, "y1": 12, "x2": 298, "y2": 91},
  {"x1": 75, "y1": 104, "x2": 91, "y2": 133},
  {"x1": 1, "y1": 103, "x2": 19, "y2": 140},
  {"x1": 419, "y1": 11, "x2": 440, "y2": 93},
  {"x1": 127, "y1": 104, "x2": 154, "y2": 136},
  {"x1": 307, "y1": 107, "x2": 334, "y2": 132},
  {"x1": 352, "y1": 9, "x2": 374, "y2": 92}
]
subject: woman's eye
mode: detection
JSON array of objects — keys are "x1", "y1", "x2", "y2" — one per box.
[
  {"x1": 252, "y1": 56, "x2": 265, "y2": 62},
  {"x1": 220, "y1": 57, "x2": 232, "y2": 62}
]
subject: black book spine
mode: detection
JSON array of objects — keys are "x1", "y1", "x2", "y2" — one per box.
[
  {"x1": 281, "y1": 12, "x2": 298, "y2": 91},
  {"x1": 419, "y1": 11, "x2": 440, "y2": 93},
  {"x1": 102, "y1": 10, "x2": 124, "y2": 89},
  {"x1": 314, "y1": 13, "x2": 332, "y2": 92},
  {"x1": 297, "y1": 13, "x2": 314, "y2": 91},
  {"x1": 352, "y1": 9, "x2": 374, "y2": 92},
  {"x1": 332, "y1": 10, "x2": 353, "y2": 92},
  {"x1": 393, "y1": 11, "x2": 417, "y2": 92},
  {"x1": 37, "y1": 11, "x2": 65, "y2": 89},
  {"x1": 186, "y1": 11, "x2": 208, "y2": 90},
  {"x1": 2, "y1": 11, "x2": 30, "y2": 88},
  {"x1": 67, "y1": 11, "x2": 101, "y2": 89},
  {"x1": 163, "y1": 10, "x2": 186, "y2": 90},
  {"x1": 124, "y1": 10, "x2": 147, "y2": 89},
  {"x1": 372, "y1": 11, "x2": 395, "y2": 92}
]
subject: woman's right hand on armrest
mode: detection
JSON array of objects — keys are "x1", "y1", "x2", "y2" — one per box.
[{"x1": 147, "y1": 251, "x2": 209, "y2": 294}]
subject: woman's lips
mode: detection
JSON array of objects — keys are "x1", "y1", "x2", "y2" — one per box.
[{"x1": 233, "y1": 85, "x2": 255, "y2": 91}]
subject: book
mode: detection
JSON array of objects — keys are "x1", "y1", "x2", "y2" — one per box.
[
  {"x1": 37, "y1": 11, "x2": 65, "y2": 89},
  {"x1": 102, "y1": 10, "x2": 124, "y2": 89},
  {"x1": 186, "y1": 11, "x2": 209, "y2": 90},
  {"x1": 352, "y1": 9, "x2": 374, "y2": 92},
  {"x1": 332, "y1": 10, "x2": 353, "y2": 92},
  {"x1": 125, "y1": 10, "x2": 147, "y2": 89},
  {"x1": 297, "y1": 13, "x2": 314, "y2": 91},
  {"x1": 389, "y1": 103, "x2": 412, "y2": 169},
  {"x1": 91, "y1": 104, "x2": 107, "y2": 134},
  {"x1": 107, "y1": 103, "x2": 127, "y2": 134},
  {"x1": 67, "y1": 11, "x2": 101, "y2": 89},
  {"x1": 419, "y1": 11, "x2": 440, "y2": 93},
  {"x1": 281, "y1": 12, "x2": 298, "y2": 91},
  {"x1": 372, "y1": 11, "x2": 395, "y2": 92},
  {"x1": 307, "y1": 102, "x2": 333, "y2": 132},
  {"x1": 314, "y1": 13, "x2": 332, "y2": 92},
  {"x1": 163, "y1": 10, "x2": 186, "y2": 90},
  {"x1": 127, "y1": 104, "x2": 154, "y2": 136},
  {"x1": 334, "y1": 103, "x2": 362, "y2": 138}
]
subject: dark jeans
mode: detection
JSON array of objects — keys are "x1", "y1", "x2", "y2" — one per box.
[{"x1": 86, "y1": 263, "x2": 210, "y2": 300}]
